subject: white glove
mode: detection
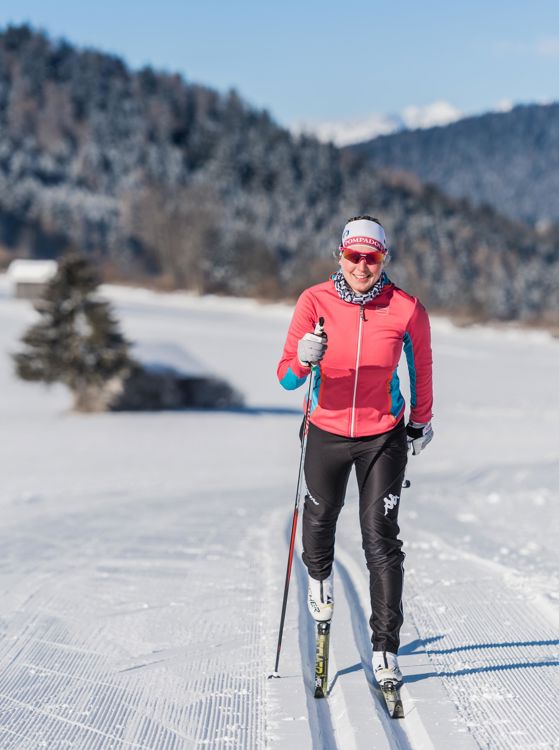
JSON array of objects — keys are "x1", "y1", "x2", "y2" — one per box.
[
  {"x1": 298, "y1": 332, "x2": 327, "y2": 367},
  {"x1": 406, "y1": 421, "x2": 433, "y2": 456}
]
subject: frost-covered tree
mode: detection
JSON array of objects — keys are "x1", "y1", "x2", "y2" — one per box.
[
  {"x1": 13, "y1": 252, "x2": 134, "y2": 411},
  {"x1": 1, "y1": 25, "x2": 559, "y2": 323}
]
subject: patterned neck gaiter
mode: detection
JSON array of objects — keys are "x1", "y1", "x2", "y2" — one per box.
[{"x1": 332, "y1": 270, "x2": 390, "y2": 305}]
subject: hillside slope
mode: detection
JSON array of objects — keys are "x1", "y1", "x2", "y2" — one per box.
[
  {"x1": 1, "y1": 25, "x2": 558, "y2": 323},
  {"x1": 348, "y1": 103, "x2": 559, "y2": 227}
]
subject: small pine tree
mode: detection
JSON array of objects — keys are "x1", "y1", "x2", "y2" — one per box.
[{"x1": 13, "y1": 252, "x2": 135, "y2": 411}]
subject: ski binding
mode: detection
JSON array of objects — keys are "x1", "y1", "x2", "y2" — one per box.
[{"x1": 380, "y1": 680, "x2": 404, "y2": 718}]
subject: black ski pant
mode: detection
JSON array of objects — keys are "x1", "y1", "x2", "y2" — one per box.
[{"x1": 302, "y1": 419, "x2": 408, "y2": 653}]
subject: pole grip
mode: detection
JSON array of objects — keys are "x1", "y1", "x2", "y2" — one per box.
[{"x1": 314, "y1": 316, "x2": 325, "y2": 336}]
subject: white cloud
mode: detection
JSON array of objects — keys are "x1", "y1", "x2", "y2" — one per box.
[
  {"x1": 400, "y1": 101, "x2": 463, "y2": 130},
  {"x1": 291, "y1": 113, "x2": 399, "y2": 147},
  {"x1": 495, "y1": 99, "x2": 514, "y2": 113},
  {"x1": 292, "y1": 101, "x2": 463, "y2": 147},
  {"x1": 291, "y1": 96, "x2": 556, "y2": 148}
]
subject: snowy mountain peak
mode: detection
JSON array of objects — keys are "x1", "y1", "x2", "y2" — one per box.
[
  {"x1": 293, "y1": 100, "x2": 464, "y2": 147},
  {"x1": 400, "y1": 100, "x2": 463, "y2": 130}
]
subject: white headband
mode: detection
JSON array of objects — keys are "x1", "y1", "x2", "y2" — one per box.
[{"x1": 341, "y1": 219, "x2": 388, "y2": 254}]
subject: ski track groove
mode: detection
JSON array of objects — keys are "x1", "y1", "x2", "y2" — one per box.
[
  {"x1": 0, "y1": 610, "x2": 153, "y2": 749},
  {"x1": 406, "y1": 530, "x2": 559, "y2": 750},
  {"x1": 291, "y1": 514, "x2": 432, "y2": 750},
  {"x1": 333, "y1": 546, "x2": 435, "y2": 750},
  {"x1": 0, "y1": 491, "x2": 269, "y2": 749},
  {"x1": 293, "y1": 550, "x2": 339, "y2": 750}
]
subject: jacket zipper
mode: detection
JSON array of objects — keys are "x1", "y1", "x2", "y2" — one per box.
[{"x1": 350, "y1": 305, "x2": 365, "y2": 436}]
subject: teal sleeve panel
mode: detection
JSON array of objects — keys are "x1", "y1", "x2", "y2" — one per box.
[
  {"x1": 310, "y1": 367, "x2": 321, "y2": 412},
  {"x1": 280, "y1": 366, "x2": 308, "y2": 391},
  {"x1": 388, "y1": 367, "x2": 405, "y2": 417},
  {"x1": 403, "y1": 331, "x2": 417, "y2": 409}
]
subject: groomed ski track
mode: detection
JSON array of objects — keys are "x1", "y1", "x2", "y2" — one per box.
[
  {"x1": 267, "y1": 510, "x2": 476, "y2": 750},
  {"x1": 268, "y1": 501, "x2": 559, "y2": 750},
  {"x1": 1, "y1": 279, "x2": 558, "y2": 748}
]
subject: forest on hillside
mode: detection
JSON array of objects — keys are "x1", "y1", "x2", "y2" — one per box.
[
  {"x1": 1, "y1": 25, "x2": 558, "y2": 324},
  {"x1": 348, "y1": 103, "x2": 559, "y2": 228}
]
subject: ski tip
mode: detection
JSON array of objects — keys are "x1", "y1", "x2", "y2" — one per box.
[
  {"x1": 267, "y1": 672, "x2": 281, "y2": 679},
  {"x1": 314, "y1": 687, "x2": 326, "y2": 699},
  {"x1": 391, "y1": 702, "x2": 405, "y2": 719}
]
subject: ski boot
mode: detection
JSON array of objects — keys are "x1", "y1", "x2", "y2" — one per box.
[
  {"x1": 372, "y1": 650, "x2": 403, "y2": 687},
  {"x1": 307, "y1": 573, "x2": 333, "y2": 622}
]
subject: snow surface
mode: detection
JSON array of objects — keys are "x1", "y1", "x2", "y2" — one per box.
[{"x1": 0, "y1": 276, "x2": 558, "y2": 749}]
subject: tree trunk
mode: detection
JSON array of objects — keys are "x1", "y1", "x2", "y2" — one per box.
[{"x1": 72, "y1": 378, "x2": 123, "y2": 412}]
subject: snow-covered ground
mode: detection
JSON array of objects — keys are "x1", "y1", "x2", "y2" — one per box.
[{"x1": 0, "y1": 277, "x2": 557, "y2": 749}]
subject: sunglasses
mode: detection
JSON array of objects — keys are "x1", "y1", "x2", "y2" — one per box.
[{"x1": 340, "y1": 247, "x2": 385, "y2": 265}]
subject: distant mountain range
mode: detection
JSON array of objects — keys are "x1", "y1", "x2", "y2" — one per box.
[
  {"x1": 0, "y1": 25, "x2": 558, "y2": 325},
  {"x1": 347, "y1": 102, "x2": 559, "y2": 227}
]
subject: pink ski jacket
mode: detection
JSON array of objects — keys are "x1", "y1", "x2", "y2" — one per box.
[{"x1": 277, "y1": 279, "x2": 433, "y2": 438}]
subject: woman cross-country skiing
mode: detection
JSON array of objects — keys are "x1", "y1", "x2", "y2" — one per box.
[{"x1": 277, "y1": 215, "x2": 433, "y2": 688}]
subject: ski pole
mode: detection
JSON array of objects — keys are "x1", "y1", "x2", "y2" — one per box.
[{"x1": 269, "y1": 317, "x2": 325, "y2": 679}]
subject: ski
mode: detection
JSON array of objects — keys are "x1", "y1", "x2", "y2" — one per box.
[
  {"x1": 379, "y1": 680, "x2": 404, "y2": 719},
  {"x1": 313, "y1": 621, "x2": 330, "y2": 698}
]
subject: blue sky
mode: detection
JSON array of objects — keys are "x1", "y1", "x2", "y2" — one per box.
[{"x1": 1, "y1": 0, "x2": 558, "y2": 127}]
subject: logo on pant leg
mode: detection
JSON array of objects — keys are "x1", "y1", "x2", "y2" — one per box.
[
  {"x1": 383, "y1": 493, "x2": 399, "y2": 516},
  {"x1": 306, "y1": 491, "x2": 320, "y2": 506}
]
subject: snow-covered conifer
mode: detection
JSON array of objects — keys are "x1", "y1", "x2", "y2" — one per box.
[{"x1": 13, "y1": 252, "x2": 134, "y2": 411}]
